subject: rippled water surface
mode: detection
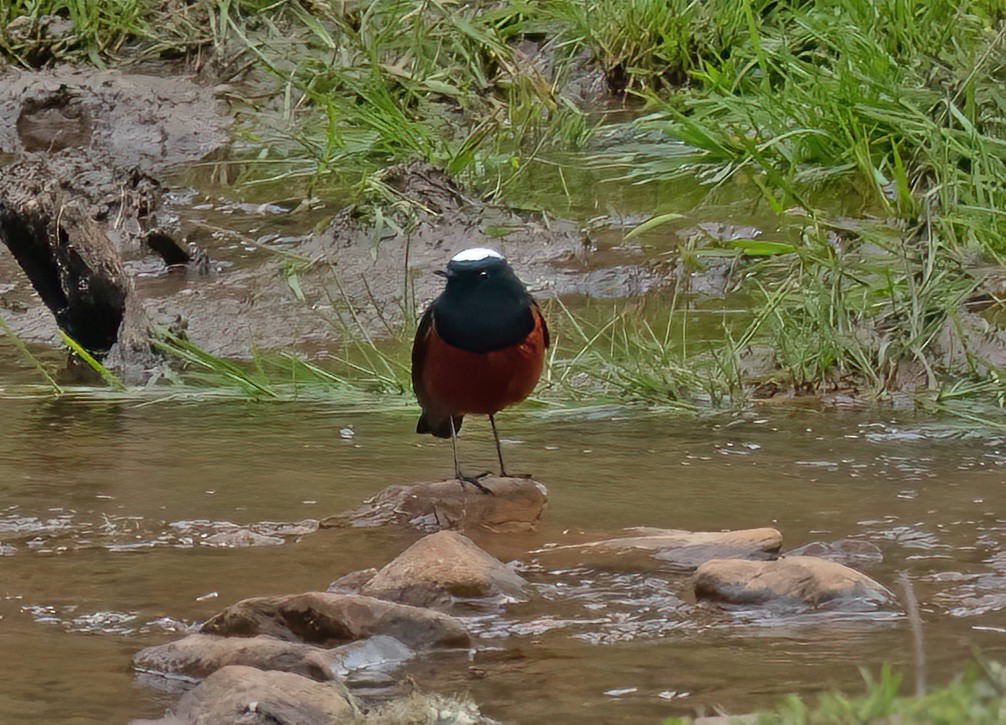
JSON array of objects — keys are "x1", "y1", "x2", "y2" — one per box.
[{"x1": 2, "y1": 362, "x2": 1005, "y2": 723}]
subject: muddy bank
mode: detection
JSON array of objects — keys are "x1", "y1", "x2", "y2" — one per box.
[
  {"x1": 0, "y1": 65, "x2": 230, "y2": 169},
  {"x1": 0, "y1": 63, "x2": 228, "y2": 363},
  {"x1": 0, "y1": 64, "x2": 735, "y2": 369},
  {"x1": 0, "y1": 101, "x2": 673, "y2": 363}
]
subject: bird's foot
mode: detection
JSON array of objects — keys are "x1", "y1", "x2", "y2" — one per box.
[
  {"x1": 455, "y1": 471, "x2": 496, "y2": 495},
  {"x1": 498, "y1": 470, "x2": 533, "y2": 480}
]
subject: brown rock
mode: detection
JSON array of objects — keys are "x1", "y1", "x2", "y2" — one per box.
[
  {"x1": 360, "y1": 531, "x2": 527, "y2": 608},
  {"x1": 693, "y1": 556, "x2": 896, "y2": 610},
  {"x1": 133, "y1": 633, "x2": 334, "y2": 682},
  {"x1": 537, "y1": 527, "x2": 783, "y2": 571},
  {"x1": 330, "y1": 477, "x2": 547, "y2": 533},
  {"x1": 327, "y1": 568, "x2": 378, "y2": 594},
  {"x1": 201, "y1": 592, "x2": 469, "y2": 650},
  {"x1": 157, "y1": 665, "x2": 352, "y2": 724}
]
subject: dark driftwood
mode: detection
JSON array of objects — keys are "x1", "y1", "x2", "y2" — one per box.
[{"x1": 0, "y1": 157, "x2": 150, "y2": 363}]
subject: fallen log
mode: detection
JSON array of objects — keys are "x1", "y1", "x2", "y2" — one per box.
[{"x1": 0, "y1": 155, "x2": 153, "y2": 374}]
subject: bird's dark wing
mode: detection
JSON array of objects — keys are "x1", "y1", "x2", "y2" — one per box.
[
  {"x1": 411, "y1": 304, "x2": 461, "y2": 438},
  {"x1": 532, "y1": 300, "x2": 550, "y2": 348},
  {"x1": 411, "y1": 304, "x2": 435, "y2": 412}
]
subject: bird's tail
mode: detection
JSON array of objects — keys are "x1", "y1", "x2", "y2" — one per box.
[{"x1": 417, "y1": 411, "x2": 463, "y2": 439}]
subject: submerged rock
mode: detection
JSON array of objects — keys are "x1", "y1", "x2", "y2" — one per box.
[
  {"x1": 334, "y1": 477, "x2": 548, "y2": 533},
  {"x1": 785, "y1": 539, "x2": 884, "y2": 568},
  {"x1": 201, "y1": 592, "x2": 469, "y2": 650},
  {"x1": 693, "y1": 556, "x2": 896, "y2": 611},
  {"x1": 200, "y1": 529, "x2": 285, "y2": 548},
  {"x1": 132, "y1": 633, "x2": 335, "y2": 682},
  {"x1": 327, "y1": 635, "x2": 414, "y2": 684},
  {"x1": 135, "y1": 664, "x2": 352, "y2": 725},
  {"x1": 359, "y1": 531, "x2": 527, "y2": 608},
  {"x1": 537, "y1": 527, "x2": 783, "y2": 571}
]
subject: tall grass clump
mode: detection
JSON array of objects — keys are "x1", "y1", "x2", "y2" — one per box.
[
  {"x1": 667, "y1": 661, "x2": 1006, "y2": 724},
  {"x1": 0, "y1": 0, "x2": 149, "y2": 65},
  {"x1": 626, "y1": 0, "x2": 1006, "y2": 248},
  {"x1": 0, "y1": 0, "x2": 292, "y2": 66},
  {"x1": 559, "y1": 0, "x2": 1006, "y2": 403},
  {"x1": 543, "y1": 0, "x2": 774, "y2": 92},
  {"x1": 215, "y1": 0, "x2": 594, "y2": 201},
  {"x1": 152, "y1": 318, "x2": 413, "y2": 402}
]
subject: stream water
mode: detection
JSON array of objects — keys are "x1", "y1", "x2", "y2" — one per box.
[{"x1": 1, "y1": 352, "x2": 1004, "y2": 723}]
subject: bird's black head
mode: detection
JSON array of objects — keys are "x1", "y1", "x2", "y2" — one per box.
[
  {"x1": 437, "y1": 247, "x2": 521, "y2": 287},
  {"x1": 432, "y1": 248, "x2": 535, "y2": 353}
]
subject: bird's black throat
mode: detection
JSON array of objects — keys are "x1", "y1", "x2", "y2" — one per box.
[{"x1": 432, "y1": 260, "x2": 534, "y2": 353}]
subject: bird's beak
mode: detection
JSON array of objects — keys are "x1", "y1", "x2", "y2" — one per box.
[{"x1": 433, "y1": 269, "x2": 449, "y2": 278}]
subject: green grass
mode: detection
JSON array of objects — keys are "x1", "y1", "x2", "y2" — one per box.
[
  {"x1": 542, "y1": 0, "x2": 765, "y2": 93},
  {"x1": 547, "y1": 221, "x2": 987, "y2": 408},
  {"x1": 151, "y1": 322, "x2": 412, "y2": 401},
  {"x1": 0, "y1": 313, "x2": 63, "y2": 393},
  {"x1": 668, "y1": 661, "x2": 1006, "y2": 724},
  {"x1": 571, "y1": 0, "x2": 1006, "y2": 405},
  {"x1": 184, "y1": 0, "x2": 596, "y2": 203},
  {"x1": 608, "y1": 0, "x2": 1006, "y2": 245},
  {"x1": 0, "y1": 0, "x2": 148, "y2": 65},
  {"x1": 0, "y1": 0, "x2": 282, "y2": 66}
]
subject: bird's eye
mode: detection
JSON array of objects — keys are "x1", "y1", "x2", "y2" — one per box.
[{"x1": 479, "y1": 270, "x2": 489, "y2": 279}]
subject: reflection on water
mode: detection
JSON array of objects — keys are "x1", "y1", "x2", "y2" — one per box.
[{"x1": 1, "y1": 373, "x2": 1006, "y2": 723}]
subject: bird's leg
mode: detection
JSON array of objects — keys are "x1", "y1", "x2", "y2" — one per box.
[
  {"x1": 488, "y1": 413, "x2": 508, "y2": 477},
  {"x1": 450, "y1": 415, "x2": 494, "y2": 495},
  {"x1": 449, "y1": 414, "x2": 462, "y2": 478},
  {"x1": 487, "y1": 414, "x2": 532, "y2": 479}
]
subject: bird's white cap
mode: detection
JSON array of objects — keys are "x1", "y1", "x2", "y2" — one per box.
[{"x1": 450, "y1": 247, "x2": 504, "y2": 263}]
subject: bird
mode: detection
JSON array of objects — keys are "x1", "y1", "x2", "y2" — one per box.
[{"x1": 412, "y1": 247, "x2": 549, "y2": 493}]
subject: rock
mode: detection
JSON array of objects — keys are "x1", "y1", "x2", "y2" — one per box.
[
  {"x1": 332, "y1": 477, "x2": 548, "y2": 533},
  {"x1": 201, "y1": 592, "x2": 469, "y2": 650},
  {"x1": 200, "y1": 529, "x2": 285, "y2": 548},
  {"x1": 132, "y1": 633, "x2": 335, "y2": 682},
  {"x1": 360, "y1": 531, "x2": 527, "y2": 608},
  {"x1": 147, "y1": 665, "x2": 352, "y2": 725},
  {"x1": 693, "y1": 556, "x2": 896, "y2": 611},
  {"x1": 536, "y1": 527, "x2": 783, "y2": 572},
  {"x1": 327, "y1": 568, "x2": 378, "y2": 594}
]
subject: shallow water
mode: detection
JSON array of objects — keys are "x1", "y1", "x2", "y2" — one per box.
[{"x1": 1, "y1": 356, "x2": 1005, "y2": 723}]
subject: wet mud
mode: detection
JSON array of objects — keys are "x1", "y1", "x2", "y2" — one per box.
[
  {"x1": 0, "y1": 65, "x2": 230, "y2": 169},
  {"x1": 0, "y1": 64, "x2": 676, "y2": 365}
]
